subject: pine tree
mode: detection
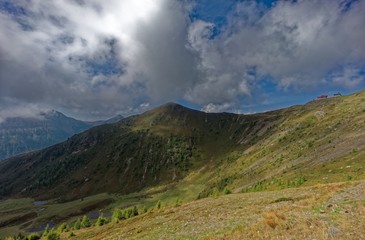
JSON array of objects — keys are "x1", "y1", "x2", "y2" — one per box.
[
  {"x1": 27, "y1": 233, "x2": 41, "y2": 240},
  {"x1": 223, "y1": 187, "x2": 231, "y2": 195},
  {"x1": 42, "y1": 224, "x2": 50, "y2": 237},
  {"x1": 132, "y1": 206, "x2": 139, "y2": 217},
  {"x1": 81, "y1": 215, "x2": 91, "y2": 228},
  {"x1": 96, "y1": 215, "x2": 109, "y2": 226},
  {"x1": 112, "y1": 208, "x2": 123, "y2": 221},
  {"x1": 73, "y1": 218, "x2": 81, "y2": 230},
  {"x1": 142, "y1": 205, "x2": 148, "y2": 214},
  {"x1": 45, "y1": 229, "x2": 60, "y2": 240},
  {"x1": 57, "y1": 222, "x2": 69, "y2": 233},
  {"x1": 156, "y1": 200, "x2": 162, "y2": 210}
]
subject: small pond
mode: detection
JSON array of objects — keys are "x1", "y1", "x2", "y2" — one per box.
[
  {"x1": 28, "y1": 223, "x2": 55, "y2": 233},
  {"x1": 33, "y1": 201, "x2": 47, "y2": 206}
]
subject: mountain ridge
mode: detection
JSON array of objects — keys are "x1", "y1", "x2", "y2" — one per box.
[
  {"x1": 0, "y1": 100, "x2": 283, "y2": 200},
  {"x1": 0, "y1": 90, "x2": 364, "y2": 237},
  {"x1": 0, "y1": 90, "x2": 364, "y2": 202}
]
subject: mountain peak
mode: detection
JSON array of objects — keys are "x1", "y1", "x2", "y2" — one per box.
[
  {"x1": 144, "y1": 102, "x2": 200, "y2": 117},
  {"x1": 137, "y1": 102, "x2": 203, "y2": 127},
  {"x1": 160, "y1": 102, "x2": 184, "y2": 108},
  {"x1": 38, "y1": 109, "x2": 65, "y2": 118},
  {"x1": 157, "y1": 102, "x2": 201, "y2": 112}
]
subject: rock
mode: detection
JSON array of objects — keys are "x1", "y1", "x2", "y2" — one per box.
[{"x1": 328, "y1": 225, "x2": 341, "y2": 238}]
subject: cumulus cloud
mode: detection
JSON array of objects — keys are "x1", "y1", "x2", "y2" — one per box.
[
  {"x1": 201, "y1": 102, "x2": 233, "y2": 113},
  {"x1": 0, "y1": 0, "x2": 364, "y2": 119},
  {"x1": 0, "y1": 0, "x2": 196, "y2": 119},
  {"x1": 186, "y1": 0, "x2": 365, "y2": 109},
  {"x1": 328, "y1": 65, "x2": 365, "y2": 88}
]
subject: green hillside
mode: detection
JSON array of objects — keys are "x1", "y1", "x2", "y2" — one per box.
[
  {"x1": 0, "y1": 102, "x2": 286, "y2": 201},
  {"x1": 0, "y1": 90, "x2": 364, "y2": 238}
]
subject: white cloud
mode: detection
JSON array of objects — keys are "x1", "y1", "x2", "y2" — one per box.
[
  {"x1": 0, "y1": 0, "x2": 364, "y2": 118},
  {"x1": 186, "y1": 0, "x2": 365, "y2": 106},
  {"x1": 329, "y1": 65, "x2": 365, "y2": 89},
  {"x1": 201, "y1": 102, "x2": 233, "y2": 113}
]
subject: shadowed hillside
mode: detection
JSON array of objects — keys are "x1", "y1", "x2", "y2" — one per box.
[
  {"x1": 0, "y1": 102, "x2": 286, "y2": 200},
  {"x1": 0, "y1": 91, "x2": 364, "y2": 202}
]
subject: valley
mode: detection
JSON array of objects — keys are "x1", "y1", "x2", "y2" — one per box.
[{"x1": 0, "y1": 90, "x2": 364, "y2": 239}]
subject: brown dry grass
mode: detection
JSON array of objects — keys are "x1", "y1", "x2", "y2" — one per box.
[{"x1": 58, "y1": 180, "x2": 365, "y2": 240}]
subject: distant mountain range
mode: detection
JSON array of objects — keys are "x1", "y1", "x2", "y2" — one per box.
[{"x1": 0, "y1": 111, "x2": 123, "y2": 160}]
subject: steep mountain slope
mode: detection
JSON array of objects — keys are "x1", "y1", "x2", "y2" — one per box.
[
  {"x1": 0, "y1": 90, "x2": 364, "y2": 203},
  {"x1": 200, "y1": 90, "x2": 365, "y2": 196},
  {"x1": 0, "y1": 91, "x2": 364, "y2": 238},
  {"x1": 0, "y1": 103, "x2": 285, "y2": 200},
  {"x1": 0, "y1": 111, "x2": 90, "y2": 160}
]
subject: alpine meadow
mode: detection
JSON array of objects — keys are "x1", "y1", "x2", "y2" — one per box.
[
  {"x1": 1, "y1": 91, "x2": 365, "y2": 239},
  {"x1": 0, "y1": 0, "x2": 365, "y2": 239}
]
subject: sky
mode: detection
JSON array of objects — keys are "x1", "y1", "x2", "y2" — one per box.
[{"x1": 0, "y1": 0, "x2": 364, "y2": 121}]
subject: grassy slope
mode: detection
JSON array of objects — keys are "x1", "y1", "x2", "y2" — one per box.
[
  {"x1": 0, "y1": 102, "x2": 283, "y2": 201},
  {"x1": 66, "y1": 180, "x2": 365, "y2": 240},
  {"x1": 0, "y1": 194, "x2": 112, "y2": 238},
  {"x1": 202, "y1": 91, "x2": 365, "y2": 195},
  {"x1": 0, "y1": 90, "x2": 364, "y2": 237},
  {"x1": 72, "y1": 91, "x2": 365, "y2": 239}
]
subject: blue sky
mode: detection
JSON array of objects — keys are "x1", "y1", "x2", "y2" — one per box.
[
  {"x1": 0, "y1": 0, "x2": 364, "y2": 120},
  {"x1": 184, "y1": 0, "x2": 364, "y2": 112}
]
